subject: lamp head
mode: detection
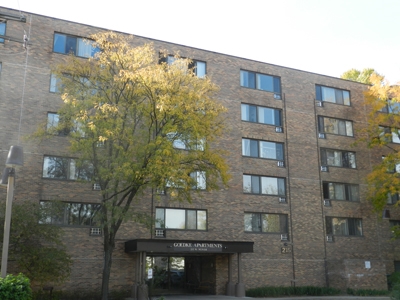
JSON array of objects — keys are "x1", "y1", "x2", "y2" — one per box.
[
  {"x1": 5, "y1": 146, "x2": 23, "y2": 168},
  {"x1": 0, "y1": 168, "x2": 11, "y2": 187}
]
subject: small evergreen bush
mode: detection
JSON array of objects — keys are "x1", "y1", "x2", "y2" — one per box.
[{"x1": 0, "y1": 273, "x2": 32, "y2": 300}]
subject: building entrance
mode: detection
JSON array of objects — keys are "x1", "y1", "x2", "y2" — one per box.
[
  {"x1": 147, "y1": 256, "x2": 216, "y2": 296},
  {"x1": 125, "y1": 239, "x2": 253, "y2": 297}
]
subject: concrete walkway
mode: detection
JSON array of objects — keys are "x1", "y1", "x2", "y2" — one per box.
[{"x1": 133, "y1": 294, "x2": 391, "y2": 300}]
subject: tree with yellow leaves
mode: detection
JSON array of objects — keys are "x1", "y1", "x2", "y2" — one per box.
[
  {"x1": 48, "y1": 32, "x2": 229, "y2": 300},
  {"x1": 360, "y1": 73, "x2": 400, "y2": 231}
]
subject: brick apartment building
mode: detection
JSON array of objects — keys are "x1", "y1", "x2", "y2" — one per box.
[{"x1": 0, "y1": 5, "x2": 399, "y2": 296}]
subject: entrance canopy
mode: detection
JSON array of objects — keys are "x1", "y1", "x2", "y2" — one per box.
[{"x1": 125, "y1": 239, "x2": 253, "y2": 255}]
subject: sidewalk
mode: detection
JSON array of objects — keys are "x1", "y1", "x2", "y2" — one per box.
[{"x1": 160, "y1": 295, "x2": 391, "y2": 300}]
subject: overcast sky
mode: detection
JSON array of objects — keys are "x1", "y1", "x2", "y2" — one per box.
[{"x1": 2, "y1": 0, "x2": 400, "y2": 83}]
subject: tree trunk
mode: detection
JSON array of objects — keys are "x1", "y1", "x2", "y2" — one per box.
[{"x1": 101, "y1": 237, "x2": 114, "y2": 300}]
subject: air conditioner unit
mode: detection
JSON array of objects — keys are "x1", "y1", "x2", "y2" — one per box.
[
  {"x1": 155, "y1": 229, "x2": 166, "y2": 238},
  {"x1": 316, "y1": 101, "x2": 323, "y2": 107},
  {"x1": 274, "y1": 93, "x2": 282, "y2": 100},
  {"x1": 326, "y1": 235, "x2": 333, "y2": 242},
  {"x1": 277, "y1": 161, "x2": 285, "y2": 167},
  {"x1": 320, "y1": 166, "x2": 328, "y2": 172},
  {"x1": 93, "y1": 183, "x2": 101, "y2": 190},
  {"x1": 279, "y1": 197, "x2": 286, "y2": 203},
  {"x1": 318, "y1": 133, "x2": 326, "y2": 139},
  {"x1": 90, "y1": 227, "x2": 102, "y2": 236},
  {"x1": 280, "y1": 233, "x2": 288, "y2": 241},
  {"x1": 324, "y1": 199, "x2": 331, "y2": 207},
  {"x1": 275, "y1": 126, "x2": 283, "y2": 133}
]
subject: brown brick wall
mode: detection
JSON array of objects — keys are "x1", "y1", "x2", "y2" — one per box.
[{"x1": 0, "y1": 6, "x2": 398, "y2": 294}]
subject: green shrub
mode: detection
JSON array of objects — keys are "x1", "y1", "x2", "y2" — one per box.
[
  {"x1": 246, "y1": 285, "x2": 341, "y2": 297},
  {"x1": 32, "y1": 288, "x2": 131, "y2": 300},
  {"x1": 0, "y1": 273, "x2": 32, "y2": 300},
  {"x1": 392, "y1": 283, "x2": 400, "y2": 300},
  {"x1": 389, "y1": 272, "x2": 400, "y2": 290},
  {"x1": 347, "y1": 288, "x2": 389, "y2": 296}
]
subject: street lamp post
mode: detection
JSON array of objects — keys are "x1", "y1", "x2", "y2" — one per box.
[{"x1": 0, "y1": 146, "x2": 24, "y2": 278}]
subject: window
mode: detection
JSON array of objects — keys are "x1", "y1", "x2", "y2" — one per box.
[
  {"x1": 50, "y1": 73, "x2": 97, "y2": 97},
  {"x1": 380, "y1": 99, "x2": 400, "y2": 113},
  {"x1": 242, "y1": 138, "x2": 284, "y2": 160},
  {"x1": 47, "y1": 112, "x2": 69, "y2": 135},
  {"x1": 0, "y1": 22, "x2": 5, "y2": 43},
  {"x1": 53, "y1": 33, "x2": 99, "y2": 58},
  {"x1": 382, "y1": 155, "x2": 400, "y2": 173},
  {"x1": 316, "y1": 85, "x2": 350, "y2": 106},
  {"x1": 167, "y1": 132, "x2": 205, "y2": 151},
  {"x1": 240, "y1": 70, "x2": 281, "y2": 95},
  {"x1": 241, "y1": 104, "x2": 282, "y2": 126},
  {"x1": 390, "y1": 220, "x2": 400, "y2": 227},
  {"x1": 46, "y1": 112, "x2": 84, "y2": 136},
  {"x1": 50, "y1": 73, "x2": 62, "y2": 93},
  {"x1": 155, "y1": 208, "x2": 207, "y2": 230},
  {"x1": 243, "y1": 175, "x2": 285, "y2": 195},
  {"x1": 379, "y1": 127, "x2": 400, "y2": 144},
  {"x1": 191, "y1": 171, "x2": 206, "y2": 189},
  {"x1": 387, "y1": 193, "x2": 400, "y2": 205},
  {"x1": 323, "y1": 182, "x2": 359, "y2": 201},
  {"x1": 244, "y1": 213, "x2": 288, "y2": 233},
  {"x1": 40, "y1": 201, "x2": 100, "y2": 226},
  {"x1": 326, "y1": 217, "x2": 362, "y2": 236},
  {"x1": 320, "y1": 149, "x2": 356, "y2": 169},
  {"x1": 318, "y1": 116, "x2": 353, "y2": 137},
  {"x1": 165, "y1": 171, "x2": 206, "y2": 190},
  {"x1": 42, "y1": 156, "x2": 93, "y2": 180},
  {"x1": 165, "y1": 55, "x2": 206, "y2": 78}
]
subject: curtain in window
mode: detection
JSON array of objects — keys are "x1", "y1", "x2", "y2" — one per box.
[
  {"x1": 165, "y1": 209, "x2": 185, "y2": 229},
  {"x1": 256, "y1": 74, "x2": 273, "y2": 92},
  {"x1": 243, "y1": 175, "x2": 252, "y2": 193},
  {"x1": 392, "y1": 131, "x2": 400, "y2": 143},
  {"x1": 53, "y1": 33, "x2": 66, "y2": 53},
  {"x1": 197, "y1": 211, "x2": 207, "y2": 230},
  {"x1": 251, "y1": 176, "x2": 260, "y2": 194},
  {"x1": 333, "y1": 183, "x2": 345, "y2": 200},
  {"x1": 332, "y1": 218, "x2": 348, "y2": 235},
  {"x1": 195, "y1": 61, "x2": 206, "y2": 78},
  {"x1": 186, "y1": 210, "x2": 197, "y2": 229},
  {"x1": 345, "y1": 121, "x2": 353, "y2": 136},
  {"x1": 193, "y1": 171, "x2": 206, "y2": 189},
  {"x1": 77, "y1": 38, "x2": 92, "y2": 58},
  {"x1": 337, "y1": 120, "x2": 346, "y2": 135},
  {"x1": 242, "y1": 139, "x2": 258, "y2": 157},
  {"x1": 262, "y1": 214, "x2": 280, "y2": 232},
  {"x1": 155, "y1": 208, "x2": 165, "y2": 228},
  {"x1": 258, "y1": 107, "x2": 275, "y2": 125},
  {"x1": 348, "y1": 185, "x2": 359, "y2": 201},
  {"x1": 325, "y1": 150, "x2": 341, "y2": 166},
  {"x1": 244, "y1": 213, "x2": 260, "y2": 232},
  {"x1": 348, "y1": 218, "x2": 362, "y2": 235},
  {"x1": 261, "y1": 177, "x2": 278, "y2": 195},
  {"x1": 344, "y1": 152, "x2": 356, "y2": 168},
  {"x1": 240, "y1": 71, "x2": 255, "y2": 88},
  {"x1": 322, "y1": 87, "x2": 335, "y2": 103},
  {"x1": 335, "y1": 89, "x2": 344, "y2": 105},
  {"x1": 343, "y1": 91, "x2": 350, "y2": 105},
  {"x1": 259, "y1": 141, "x2": 276, "y2": 159}
]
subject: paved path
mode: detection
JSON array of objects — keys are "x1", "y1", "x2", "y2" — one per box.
[{"x1": 157, "y1": 295, "x2": 391, "y2": 300}]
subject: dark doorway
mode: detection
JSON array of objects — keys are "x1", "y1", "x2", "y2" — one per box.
[{"x1": 147, "y1": 255, "x2": 216, "y2": 296}]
